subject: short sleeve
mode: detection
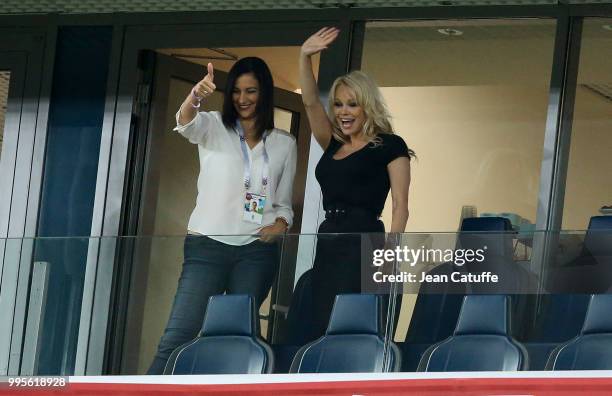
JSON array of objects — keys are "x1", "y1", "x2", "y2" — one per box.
[{"x1": 381, "y1": 134, "x2": 411, "y2": 165}]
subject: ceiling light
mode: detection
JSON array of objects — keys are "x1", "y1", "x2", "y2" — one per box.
[{"x1": 437, "y1": 28, "x2": 463, "y2": 36}]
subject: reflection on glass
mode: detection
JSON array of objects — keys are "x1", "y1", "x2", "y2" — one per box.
[
  {"x1": 361, "y1": 19, "x2": 556, "y2": 356},
  {"x1": 10, "y1": 229, "x2": 609, "y2": 373},
  {"x1": 361, "y1": 19, "x2": 556, "y2": 234},
  {"x1": 133, "y1": 78, "x2": 208, "y2": 374},
  {"x1": 562, "y1": 18, "x2": 612, "y2": 230},
  {"x1": 0, "y1": 71, "x2": 10, "y2": 160},
  {"x1": 127, "y1": 79, "x2": 299, "y2": 374}
]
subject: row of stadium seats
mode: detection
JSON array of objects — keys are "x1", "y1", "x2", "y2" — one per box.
[
  {"x1": 162, "y1": 292, "x2": 612, "y2": 374},
  {"x1": 403, "y1": 214, "x2": 612, "y2": 370},
  {"x1": 162, "y1": 293, "x2": 397, "y2": 374},
  {"x1": 279, "y1": 215, "x2": 612, "y2": 371},
  {"x1": 162, "y1": 215, "x2": 611, "y2": 374}
]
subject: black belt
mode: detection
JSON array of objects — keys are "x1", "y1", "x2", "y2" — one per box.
[{"x1": 324, "y1": 204, "x2": 379, "y2": 221}]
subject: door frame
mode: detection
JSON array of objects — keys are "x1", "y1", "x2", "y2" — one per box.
[
  {"x1": 0, "y1": 28, "x2": 55, "y2": 375},
  {"x1": 113, "y1": 50, "x2": 310, "y2": 373},
  {"x1": 78, "y1": 19, "x2": 353, "y2": 375}
]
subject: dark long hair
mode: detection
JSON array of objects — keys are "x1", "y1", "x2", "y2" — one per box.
[{"x1": 222, "y1": 57, "x2": 275, "y2": 138}]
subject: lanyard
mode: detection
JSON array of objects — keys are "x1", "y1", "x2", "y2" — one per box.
[{"x1": 235, "y1": 122, "x2": 270, "y2": 195}]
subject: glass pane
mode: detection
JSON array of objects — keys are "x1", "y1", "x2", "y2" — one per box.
[
  {"x1": 125, "y1": 79, "x2": 300, "y2": 374},
  {"x1": 0, "y1": 71, "x2": 10, "y2": 160},
  {"x1": 361, "y1": 19, "x2": 557, "y2": 368},
  {"x1": 362, "y1": 19, "x2": 556, "y2": 233},
  {"x1": 130, "y1": 77, "x2": 218, "y2": 374},
  {"x1": 562, "y1": 18, "x2": 612, "y2": 230},
  {"x1": 18, "y1": 230, "x2": 607, "y2": 374}
]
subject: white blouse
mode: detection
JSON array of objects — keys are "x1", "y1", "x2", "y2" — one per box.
[{"x1": 174, "y1": 110, "x2": 297, "y2": 245}]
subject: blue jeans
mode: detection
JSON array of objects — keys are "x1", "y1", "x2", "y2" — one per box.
[{"x1": 147, "y1": 235, "x2": 278, "y2": 374}]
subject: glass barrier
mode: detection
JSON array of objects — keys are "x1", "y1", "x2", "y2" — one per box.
[
  {"x1": 361, "y1": 230, "x2": 612, "y2": 295},
  {"x1": 1, "y1": 226, "x2": 611, "y2": 375},
  {"x1": 360, "y1": 19, "x2": 556, "y2": 234}
]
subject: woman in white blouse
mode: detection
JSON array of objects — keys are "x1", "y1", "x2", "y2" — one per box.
[{"x1": 148, "y1": 57, "x2": 297, "y2": 374}]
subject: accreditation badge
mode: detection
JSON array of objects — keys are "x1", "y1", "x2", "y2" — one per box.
[{"x1": 243, "y1": 192, "x2": 266, "y2": 225}]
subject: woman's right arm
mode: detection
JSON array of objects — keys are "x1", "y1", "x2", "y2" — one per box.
[
  {"x1": 300, "y1": 27, "x2": 340, "y2": 149},
  {"x1": 175, "y1": 63, "x2": 216, "y2": 143},
  {"x1": 179, "y1": 62, "x2": 216, "y2": 125}
]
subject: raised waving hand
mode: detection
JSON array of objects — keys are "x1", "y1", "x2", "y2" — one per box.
[
  {"x1": 301, "y1": 27, "x2": 340, "y2": 57},
  {"x1": 299, "y1": 27, "x2": 340, "y2": 149}
]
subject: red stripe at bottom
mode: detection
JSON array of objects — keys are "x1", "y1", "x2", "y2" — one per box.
[{"x1": 3, "y1": 377, "x2": 612, "y2": 396}]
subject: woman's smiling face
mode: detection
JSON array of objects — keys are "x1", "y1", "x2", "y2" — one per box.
[
  {"x1": 232, "y1": 72, "x2": 259, "y2": 121},
  {"x1": 333, "y1": 84, "x2": 365, "y2": 137}
]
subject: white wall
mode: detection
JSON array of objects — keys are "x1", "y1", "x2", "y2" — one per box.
[
  {"x1": 379, "y1": 84, "x2": 549, "y2": 232},
  {"x1": 562, "y1": 87, "x2": 612, "y2": 230}
]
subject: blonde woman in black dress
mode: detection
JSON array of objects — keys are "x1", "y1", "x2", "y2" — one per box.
[{"x1": 300, "y1": 27, "x2": 415, "y2": 336}]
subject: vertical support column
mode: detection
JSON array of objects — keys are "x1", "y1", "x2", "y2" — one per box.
[
  {"x1": 74, "y1": 25, "x2": 124, "y2": 376},
  {"x1": 20, "y1": 262, "x2": 50, "y2": 375},
  {"x1": 33, "y1": 26, "x2": 113, "y2": 375},
  {"x1": 0, "y1": 29, "x2": 51, "y2": 376},
  {"x1": 532, "y1": 15, "x2": 582, "y2": 287}
]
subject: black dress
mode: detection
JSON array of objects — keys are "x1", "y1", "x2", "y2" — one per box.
[{"x1": 310, "y1": 133, "x2": 411, "y2": 337}]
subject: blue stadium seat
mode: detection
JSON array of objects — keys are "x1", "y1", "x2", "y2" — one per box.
[
  {"x1": 580, "y1": 216, "x2": 612, "y2": 292},
  {"x1": 527, "y1": 216, "x2": 612, "y2": 368},
  {"x1": 290, "y1": 294, "x2": 401, "y2": 373},
  {"x1": 459, "y1": 216, "x2": 514, "y2": 259},
  {"x1": 163, "y1": 294, "x2": 274, "y2": 374},
  {"x1": 458, "y1": 217, "x2": 537, "y2": 294},
  {"x1": 546, "y1": 294, "x2": 612, "y2": 370},
  {"x1": 402, "y1": 217, "x2": 533, "y2": 371},
  {"x1": 582, "y1": 215, "x2": 612, "y2": 258},
  {"x1": 417, "y1": 295, "x2": 528, "y2": 372},
  {"x1": 545, "y1": 215, "x2": 612, "y2": 293}
]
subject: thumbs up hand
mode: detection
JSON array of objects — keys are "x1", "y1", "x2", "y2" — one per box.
[{"x1": 192, "y1": 63, "x2": 216, "y2": 101}]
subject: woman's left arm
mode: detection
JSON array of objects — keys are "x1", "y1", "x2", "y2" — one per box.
[
  {"x1": 259, "y1": 139, "x2": 297, "y2": 242},
  {"x1": 388, "y1": 157, "x2": 411, "y2": 233}
]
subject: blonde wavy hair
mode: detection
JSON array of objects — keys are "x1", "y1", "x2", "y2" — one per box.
[{"x1": 327, "y1": 70, "x2": 394, "y2": 144}]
